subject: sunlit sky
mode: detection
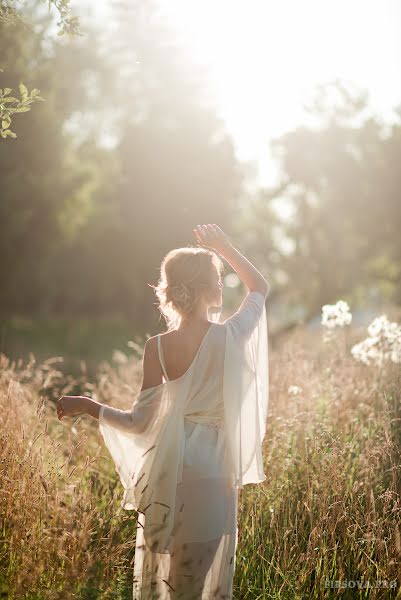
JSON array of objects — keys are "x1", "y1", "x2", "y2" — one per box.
[
  {"x1": 75, "y1": 0, "x2": 401, "y2": 190},
  {"x1": 156, "y1": 0, "x2": 401, "y2": 189}
]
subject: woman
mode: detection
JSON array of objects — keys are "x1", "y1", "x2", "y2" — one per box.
[{"x1": 57, "y1": 224, "x2": 269, "y2": 599}]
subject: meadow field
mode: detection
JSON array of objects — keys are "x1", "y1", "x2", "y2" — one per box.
[
  {"x1": 2, "y1": 0, "x2": 401, "y2": 598},
  {"x1": 1, "y1": 303, "x2": 400, "y2": 599}
]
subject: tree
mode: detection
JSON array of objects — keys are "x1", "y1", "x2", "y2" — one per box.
[
  {"x1": 0, "y1": 1, "x2": 115, "y2": 316},
  {"x1": 49, "y1": 0, "x2": 244, "y2": 325},
  {"x1": 0, "y1": 0, "x2": 243, "y2": 333},
  {"x1": 250, "y1": 80, "x2": 401, "y2": 318}
]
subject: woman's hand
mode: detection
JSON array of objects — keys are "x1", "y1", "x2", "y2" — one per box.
[
  {"x1": 195, "y1": 224, "x2": 268, "y2": 296},
  {"x1": 193, "y1": 224, "x2": 232, "y2": 255},
  {"x1": 57, "y1": 396, "x2": 87, "y2": 421}
]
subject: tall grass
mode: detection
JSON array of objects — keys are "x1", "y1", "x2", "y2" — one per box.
[{"x1": 0, "y1": 323, "x2": 400, "y2": 598}]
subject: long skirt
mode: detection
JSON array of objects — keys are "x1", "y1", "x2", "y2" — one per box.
[{"x1": 132, "y1": 421, "x2": 239, "y2": 599}]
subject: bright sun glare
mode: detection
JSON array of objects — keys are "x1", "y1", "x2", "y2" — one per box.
[{"x1": 156, "y1": 0, "x2": 401, "y2": 187}]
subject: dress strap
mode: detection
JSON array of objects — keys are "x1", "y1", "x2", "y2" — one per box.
[{"x1": 157, "y1": 335, "x2": 170, "y2": 382}]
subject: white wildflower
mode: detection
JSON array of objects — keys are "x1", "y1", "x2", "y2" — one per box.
[
  {"x1": 288, "y1": 385, "x2": 303, "y2": 395},
  {"x1": 351, "y1": 314, "x2": 401, "y2": 366},
  {"x1": 112, "y1": 350, "x2": 128, "y2": 364},
  {"x1": 321, "y1": 300, "x2": 352, "y2": 329}
]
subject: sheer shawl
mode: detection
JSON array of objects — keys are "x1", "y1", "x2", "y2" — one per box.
[
  {"x1": 99, "y1": 290, "x2": 269, "y2": 553},
  {"x1": 222, "y1": 291, "x2": 269, "y2": 487}
]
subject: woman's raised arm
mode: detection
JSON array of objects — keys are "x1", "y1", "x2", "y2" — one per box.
[{"x1": 193, "y1": 224, "x2": 269, "y2": 296}]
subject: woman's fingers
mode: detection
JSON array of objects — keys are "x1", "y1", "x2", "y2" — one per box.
[
  {"x1": 192, "y1": 224, "x2": 230, "y2": 255},
  {"x1": 57, "y1": 397, "x2": 66, "y2": 420},
  {"x1": 193, "y1": 224, "x2": 217, "y2": 243},
  {"x1": 194, "y1": 225, "x2": 208, "y2": 246},
  {"x1": 57, "y1": 398, "x2": 63, "y2": 420},
  {"x1": 193, "y1": 226, "x2": 202, "y2": 242},
  {"x1": 193, "y1": 225, "x2": 207, "y2": 245}
]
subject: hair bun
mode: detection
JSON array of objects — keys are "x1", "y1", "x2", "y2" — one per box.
[
  {"x1": 153, "y1": 246, "x2": 224, "y2": 330},
  {"x1": 169, "y1": 282, "x2": 193, "y2": 312}
]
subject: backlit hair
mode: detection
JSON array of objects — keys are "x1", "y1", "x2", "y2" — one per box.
[{"x1": 150, "y1": 246, "x2": 224, "y2": 331}]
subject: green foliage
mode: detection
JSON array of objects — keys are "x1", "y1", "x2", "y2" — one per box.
[
  {"x1": 50, "y1": 0, "x2": 81, "y2": 37},
  {"x1": 1, "y1": 0, "x2": 399, "y2": 344},
  {"x1": 0, "y1": 83, "x2": 44, "y2": 138},
  {"x1": 0, "y1": 0, "x2": 81, "y2": 36},
  {"x1": 241, "y1": 80, "x2": 401, "y2": 317},
  {"x1": 0, "y1": 0, "x2": 239, "y2": 335},
  {"x1": 0, "y1": 0, "x2": 81, "y2": 139},
  {"x1": 2, "y1": 314, "x2": 142, "y2": 380},
  {"x1": 0, "y1": 0, "x2": 23, "y2": 27}
]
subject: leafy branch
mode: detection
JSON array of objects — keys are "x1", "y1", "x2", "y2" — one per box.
[
  {"x1": 0, "y1": 0, "x2": 81, "y2": 36},
  {"x1": 0, "y1": 0, "x2": 81, "y2": 139},
  {"x1": 47, "y1": 0, "x2": 81, "y2": 37},
  {"x1": 0, "y1": 83, "x2": 44, "y2": 138}
]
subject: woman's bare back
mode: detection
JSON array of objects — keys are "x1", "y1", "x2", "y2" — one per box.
[{"x1": 158, "y1": 322, "x2": 223, "y2": 381}]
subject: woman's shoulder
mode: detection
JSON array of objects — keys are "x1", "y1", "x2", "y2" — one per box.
[{"x1": 159, "y1": 321, "x2": 225, "y2": 338}]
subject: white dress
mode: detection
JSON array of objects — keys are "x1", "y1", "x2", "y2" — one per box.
[{"x1": 99, "y1": 290, "x2": 269, "y2": 599}]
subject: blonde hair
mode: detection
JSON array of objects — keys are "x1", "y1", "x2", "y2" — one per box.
[{"x1": 150, "y1": 246, "x2": 224, "y2": 331}]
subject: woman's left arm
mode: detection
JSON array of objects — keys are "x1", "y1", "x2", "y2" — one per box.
[
  {"x1": 57, "y1": 395, "x2": 156, "y2": 434},
  {"x1": 57, "y1": 395, "x2": 101, "y2": 421},
  {"x1": 57, "y1": 340, "x2": 163, "y2": 427}
]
